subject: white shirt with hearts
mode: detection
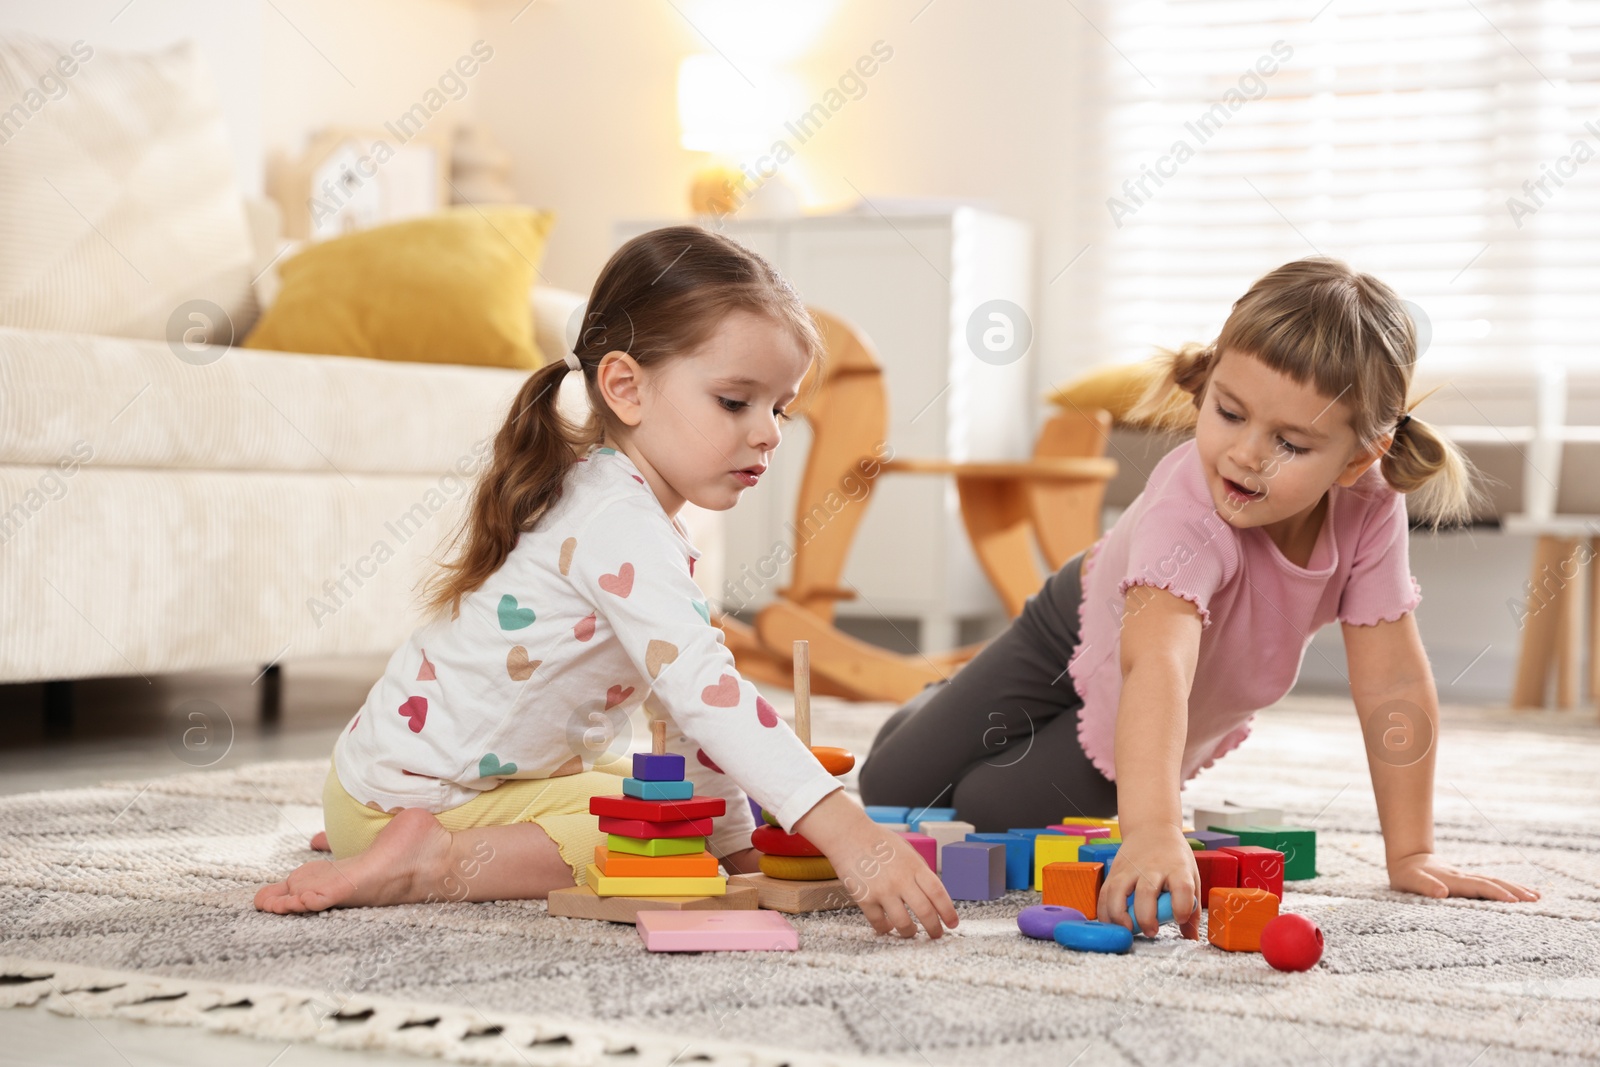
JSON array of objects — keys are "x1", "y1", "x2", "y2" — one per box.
[{"x1": 331, "y1": 445, "x2": 841, "y2": 858}]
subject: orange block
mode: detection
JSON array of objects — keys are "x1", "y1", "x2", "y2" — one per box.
[
  {"x1": 1041, "y1": 861, "x2": 1102, "y2": 919},
  {"x1": 594, "y1": 845, "x2": 720, "y2": 879},
  {"x1": 1207, "y1": 887, "x2": 1279, "y2": 952}
]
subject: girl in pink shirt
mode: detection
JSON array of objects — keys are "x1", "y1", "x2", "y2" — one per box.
[{"x1": 859, "y1": 258, "x2": 1539, "y2": 933}]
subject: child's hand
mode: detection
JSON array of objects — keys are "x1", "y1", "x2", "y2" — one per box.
[
  {"x1": 1098, "y1": 824, "x2": 1201, "y2": 937},
  {"x1": 1388, "y1": 852, "x2": 1541, "y2": 902},
  {"x1": 794, "y1": 791, "x2": 959, "y2": 939}
]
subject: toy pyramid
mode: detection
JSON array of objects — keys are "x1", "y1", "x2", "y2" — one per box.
[
  {"x1": 730, "y1": 642, "x2": 858, "y2": 914},
  {"x1": 547, "y1": 720, "x2": 758, "y2": 922}
]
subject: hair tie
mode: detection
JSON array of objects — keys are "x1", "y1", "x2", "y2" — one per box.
[
  {"x1": 1395, "y1": 412, "x2": 1411, "y2": 431},
  {"x1": 563, "y1": 349, "x2": 581, "y2": 373}
]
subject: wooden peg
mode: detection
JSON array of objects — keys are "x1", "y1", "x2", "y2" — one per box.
[
  {"x1": 651, "y1": 719, "x2": 666, "y2": 755},
  {"x1": 793, "y1": 639, "x2": 811, "y2": 748}
]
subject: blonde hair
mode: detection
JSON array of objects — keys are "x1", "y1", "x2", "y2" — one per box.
[{"x1": 1127, "y1": 257, "x2": 1485, "y2": 530}]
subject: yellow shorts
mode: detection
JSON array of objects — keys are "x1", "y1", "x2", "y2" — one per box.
[{"x1": 321, "y1": 759, "x2": 626, "y2": 887}]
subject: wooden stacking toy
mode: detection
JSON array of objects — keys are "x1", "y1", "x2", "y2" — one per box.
[
  {"x1": 547, "y1": 719, "x2": 759, "y2": 923},
  {"x1": 728, "y1": 642, "x2": 858, "y2": 914}
]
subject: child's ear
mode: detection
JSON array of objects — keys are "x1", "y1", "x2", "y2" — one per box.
[
  {"x1": 596, "y1": 351, "x2": 646, "y2": 427},
  {"x1": 1335, "y1": 433, "x2": 1394, "y2": 487}
]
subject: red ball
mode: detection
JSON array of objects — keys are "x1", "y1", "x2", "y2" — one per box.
[{"x1": 1260, "y1": 913, "x2": 1323, "y2": 972}]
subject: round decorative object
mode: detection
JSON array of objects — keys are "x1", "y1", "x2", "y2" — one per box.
[
  {"x1": 810, "y1": 746, "x2": 856, "y2": 775},
  {"x1": 1054, "y1": 920, "x2": 1134, "y2": 954},
  {"x1": 752, "y1": 825, "x2": 824, "y2": 857},
  {"x1": 1017, "y1": 904, "x2": 1086, "y2": 940},
  {"x1": 1260, "y1": 914, "x2": 1324, "y2": 972},
  {"x1": 758, "y1": 853, "x2": 836, "y2": 880}
]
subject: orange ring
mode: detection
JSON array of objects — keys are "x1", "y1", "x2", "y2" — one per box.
[{"x1": 810, "y1": 746, "x2": 856, "y2": 776}]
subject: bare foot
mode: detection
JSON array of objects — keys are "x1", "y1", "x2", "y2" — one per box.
[
  {"x1": 309, "y1": 831, "x2": 330, "y2": 852},
  {"x1": 255, "y1": 808, "x2": 449, "y2": 914}
]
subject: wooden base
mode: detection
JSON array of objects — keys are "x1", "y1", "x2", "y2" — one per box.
[
  {"x1": 546, "y1": 882, "x2": 758, "y2": 924},
  {"x1": 728, "y1": 873, "x2": 858, "y2": 914}
]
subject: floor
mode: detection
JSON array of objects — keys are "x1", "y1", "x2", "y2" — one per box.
[{"x1": 1, "y1": 660, "x2": 1595, "y2": 1067}]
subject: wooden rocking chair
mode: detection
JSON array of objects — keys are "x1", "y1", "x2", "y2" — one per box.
[{"x1": 716, "y1": 308, "x2": 1116, "y2": 703}]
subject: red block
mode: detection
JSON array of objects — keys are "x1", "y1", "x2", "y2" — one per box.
[
  {"x1": 596, "y1": 815, "x2": 714, "y2": 839},
  {"x1": 1193, "y1": 850, "x2": 1240, "y2": 903},
  {"x1": 1220, "y1": 845, "x2": 1284, "y2": 898},
  {"x1": 589, "y1": 794, "x2": 726, "y2": 821},
  {"x1": 751, "y1": 824, "x2": 823, "y2": 857}
]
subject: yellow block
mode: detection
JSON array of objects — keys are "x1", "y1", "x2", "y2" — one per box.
[
  {"x1": 1033, "y1": 835, "x2": 1087, "y2": 890},
  {"x1": 586, "y1": 863, "x2": 727, "y2": 898},
  {"x1": 1064, "y1": 817, "x2": 1121, "y2": 842}
]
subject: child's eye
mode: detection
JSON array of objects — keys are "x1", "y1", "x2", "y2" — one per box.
[
  {"x1": 1279, "y1": 438, "x2": 1310, "y2": 456},
  {"x1": 718, "y1": 397, "x2": 747, "y2": 413},
  {"x1": 1215, "y1": 403, "x2": 1242, "y2": 423},
  {"x1": 775, "y1": 408, "x2": 794, "y2": 423}
]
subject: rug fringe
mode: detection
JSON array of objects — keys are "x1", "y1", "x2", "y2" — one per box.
[{"x1": 0, "y1": 955, "x2": 887, "y2": 1066}]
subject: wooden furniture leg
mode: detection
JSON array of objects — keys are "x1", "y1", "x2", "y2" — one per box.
[
  {"x1": 1513, "y1": 536, "x2": 1564, "y2": 708},
  {"x1": 1555, "y1": 537, "x2": 1582, "y2": 710},
  {"x1": 1591, "y1": 537, "x2": 1600, "y2": 714}
]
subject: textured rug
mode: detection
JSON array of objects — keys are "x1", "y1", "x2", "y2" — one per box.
[{"x1": 3, "y1": 698, "x2": 1599, "y2": 1066}]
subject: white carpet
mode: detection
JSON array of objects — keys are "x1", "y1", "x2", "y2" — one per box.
[{"x1": 2, "y1": 696, "x2": 1598, "y2": 1066}]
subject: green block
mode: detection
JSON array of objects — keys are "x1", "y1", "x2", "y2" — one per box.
[
  {"x1": 606, "y1": 833, "x2": 706, "y2": 857},
  {"x1": 1236, "y1": 825, "x2": 1317, "y2": 880}
]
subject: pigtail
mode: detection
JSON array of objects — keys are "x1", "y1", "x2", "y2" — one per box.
[
  {"x1": 1124, "y1": 341, "x2": 1217, "y2": 432},
  {"x1": 419, "y1": 360, "x2": 599, "y2": 620},
  {"x1": 1379, "y1": 409, "x2": 1488, "y2": 532}
]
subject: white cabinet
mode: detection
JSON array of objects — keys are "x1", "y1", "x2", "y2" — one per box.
[{"x1": 614, "y1": 209, "x2": 1036, "y2": 652}]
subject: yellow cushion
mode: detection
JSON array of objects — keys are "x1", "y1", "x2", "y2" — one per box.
[
  {"x1": 244, "y1": 206, "x2": 554, "y2": 369},
  {"x1": 1044, "y1": 360, "x2": 1173, "y2": 423}
]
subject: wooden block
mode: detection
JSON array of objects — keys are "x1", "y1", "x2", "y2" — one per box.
[
  {"x1": 1033, "y1": 835, "x2": 1087, "y2": 889},
  {"x1": 1193, "y1": 849, "x2": 1240, "y2": 903},
  {"x1": 590, "y1": 794, "x2": 726, "y2": 821},
  {"x1": 917, "y1": 820, "x2": 977, "y2": 872},
  {"x1": 758, "y1": 853, "x2": 836, "y2": 880},
  {"x1": 1186, "y1": 830, "x2": 1241, "y2": 852},
  {"x1": 906, "y1": 806, "x2": 958, "y2": 832},
  {"x1": 864, "y1": 805, "x2": 910, "y2": 823},
  {"x1": 1060, "y1": 816, "x2": 1120, "y2": 841},
  {"x1": 967, "y1": 831, "x2": 1033, "y2": 890},
  {"x1": 623, "y1": 777, "x2": 695, "y2": 800},
  {"x1": 606, "y1": 833, "x2": 705, "y2": 857},
  {"x1": 1220, "y1": 845, "x2": 1285, "y2": 898},
  {"x1": 636, "y1": 909, "x2": 799, "y2": 951},
  {"x1": 1195, "y1": 805, "x2": 1283, "y2": 832},
  {"x1": 940, "y1": 841, "x2": 1005, "y2": 900},
  {"x1": 898, "y1": 831, "x2": 938, "y2": 869},
  {"x1": 1041, "y1": 861, "x2": 1102, "y2": 918},
  {"x1": 1050, "y1": 824, "x2": 1112, "y2": 841},
  {"x1": 1235, "y1": 826, "x2": 1317, "y2": 881},
  {"x1": 1207, "y1": 887, "x2": 1279, "y2": 951},
  {"x1": 594, "y1": 845, "x2": 719, "y2": 879},
  {"x1": 631, "y1": 752, "x2": 686, "y2": 781},
  {"x1": 728, "y1": 872, "x2": 857, "y2": 914},
  {"x1": 751, "y1": 824, "x2": 824, "y2": 857},
  {"x1": 587, "y1": 863, "x2": 727, "y2": 898},
  {"x1": 596, "y1": 815, "x2": 713, "y2": 839},
  {"x1": 1078, "y1": 841, "x2": 1121, "y2": 868},
  {"x1": 547, "y1": 882, "x2": 757, "y2": 923}
]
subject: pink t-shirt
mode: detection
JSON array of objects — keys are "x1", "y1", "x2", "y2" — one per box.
[{"x1": 1067, "y1": 438, "x2": 1421, "y2": 783}]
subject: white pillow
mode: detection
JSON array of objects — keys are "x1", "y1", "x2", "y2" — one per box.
[{"x1": 0, "y1": 34, "x2": 256, "y2": 344}]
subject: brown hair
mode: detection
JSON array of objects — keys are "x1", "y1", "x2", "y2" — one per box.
[
  {"x1": 1127, "y1": 257, "x2": 1485, "y2": 529},
  {"x1": 420, "y1": 225, "x2": 821, "y2": 619}
]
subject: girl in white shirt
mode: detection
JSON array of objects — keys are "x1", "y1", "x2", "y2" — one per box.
[{"x1": 255, "y1": 226, "x2": 957, "y2": 940}]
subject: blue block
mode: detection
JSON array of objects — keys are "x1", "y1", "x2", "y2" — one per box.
[
  {"x1": 865, "y1": 805, "x2": 911, "y2": 824},
  {"x1": 940, "y1": 841, "x2": 1005, "y2": 900},
  {"x1": 1079, "y1": 841, "x2": 1121, "y2": 867},
  {"x1": 631, "y1": 752, "x2": 685, "y2": 781},
  {"x1": 1007, "y1": 827, "x2": 1068, "y2": 840},
  {"x1": 907, "y1": 806, "x2": 958, "y2": 832},
  {"x1": 623, "y1": 777, "x2": 695, "y2": 800},
  {"x1": 967, "y1": 832, "x2": 1032, "y2": 891}
]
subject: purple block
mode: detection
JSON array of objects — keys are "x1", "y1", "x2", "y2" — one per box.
[
  {"x1": 898, "y1": 830, "x2": 938, "y2": 870},
  {"x1": 748, "y1": 796, "x2": 763, "y2": 823},
  {"x1": 1017, "y1": 903, "x2": 1086, "y2": 939},
  {"x1": 632, "y1": 751, "x2": 685, "y2": 781},
  {"x1": 940, "y1": 841, "x2": 1005, "y2": 901},
  {"x1": 1186, "y1": 830, "x2": 1241, "y2": 851}
]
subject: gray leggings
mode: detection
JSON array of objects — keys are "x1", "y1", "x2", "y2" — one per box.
[{"x1": 856, "y1": 550, "x2": 1118, "y2": 832}]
